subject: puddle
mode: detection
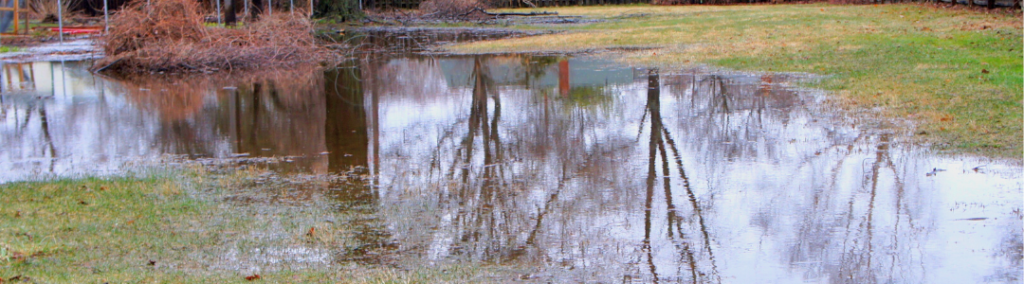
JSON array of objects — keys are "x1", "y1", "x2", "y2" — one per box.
[
  {"x1": 341, "y1": 27, "x2": 546, "y2": 54},
  {"x1": 0, "y1": 55, "x2": 1020, "y2": 283},
  {"x1": 0, "y1": 39, "x2": 100, "y2": 62}
]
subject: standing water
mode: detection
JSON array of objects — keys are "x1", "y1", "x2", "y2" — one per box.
[{"x1": 0, "y1": 54, "x2": 1020, "y2": 283}]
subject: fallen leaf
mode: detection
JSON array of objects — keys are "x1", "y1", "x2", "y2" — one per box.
[
  {"x1": 245, "y1": 274, "x2": 261, "y2": 281},
  {"x1": 14, "y1": 211, "x2": 21, "y2": 218},
  {"x1": 148, "y1": 260, "x2": 156, "y2": 266},
  {"x1": 981, "y1": 69, "x2": 989, "y2": 74},
  {"x1": 79, "y1": 200, "x2": 89, "y2": 205},
  {"x1": 306, "y1": 227, "x2": 316, "y2": 237}
]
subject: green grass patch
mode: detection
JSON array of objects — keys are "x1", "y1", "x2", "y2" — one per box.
[
  {"x1": 0, "y1": 46, "x2": 22, "y2": 53},
  {"x1": 450, "y1": 3, "x2": 1023, "y2": 158},
  {"x1": 0, "y1": 170, "x2": 509, "y2": 283}
]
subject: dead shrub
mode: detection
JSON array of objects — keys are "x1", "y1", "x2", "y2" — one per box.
[
  {"x1": 419, "y1": 0, "x2": 485, "y2": 19},
  {"x1": 93, "y1": 0, "x2": 335, "y2": 73},
  {"x1": 30, "y1": 0, "x2": 80, "y2": 23}
]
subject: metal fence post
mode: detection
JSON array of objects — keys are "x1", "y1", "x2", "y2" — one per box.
[
  {"x1": 103, "y1": 0, "x2": 108, "y2": 33},
  {"x1": 57, "y1": 0, "x2": 63, "y2": 44},
  {"x1": 217, "y1": 0, "x2": 222, "y2": 24}
]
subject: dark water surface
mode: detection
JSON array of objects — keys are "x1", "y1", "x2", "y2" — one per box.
[{"x1": 0, "y1": 56, "x2": 1021, "y2": 283}]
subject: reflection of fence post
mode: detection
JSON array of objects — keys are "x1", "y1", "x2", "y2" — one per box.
[
  {"x1": 103, "y1": 0, "x2": 108, "y2": 33},
  {"x1": 290, "y1": 0, "x2": 293, "y2": 14},
  {"x1": 57, "y1": 0, "x2": 63, "y2": 44},
  {"x1": 268, "y1": 0, "x2": 271, "y2": 16}
]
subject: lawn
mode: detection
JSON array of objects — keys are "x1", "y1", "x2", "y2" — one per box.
[
  {"x1": 450, "y1": 3, "x2": 1023, "y2": 158},
  {"x1": 0, "y1": 170, "x2": 504, "y2": 283}
]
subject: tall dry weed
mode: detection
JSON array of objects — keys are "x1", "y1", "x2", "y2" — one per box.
[{"x1": 30, "y1": 0, "x2": 80, "y2": 23}]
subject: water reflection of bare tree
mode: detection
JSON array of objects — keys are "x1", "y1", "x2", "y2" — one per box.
[
  {"x1": 638, "y1": 69, "x2": 720, "y2": 283},
  {"x1": 2, "y1": 100, "x2": 58, "y2": 173},
  {"x1": 668, "y1": 72, "x2": 805, "y2": 162},
  {"x1": 114, "y1": 69, "x2": 328, "y2": 171},
  {"x1": 443, "y1": 57, "x2": 520, "y2": 261}
]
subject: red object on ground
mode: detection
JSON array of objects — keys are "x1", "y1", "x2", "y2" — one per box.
[{"x1": 50, "y1": 27, "x2": 102, "y2": 35}]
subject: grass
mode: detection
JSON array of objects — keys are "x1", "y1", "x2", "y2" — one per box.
[
  {"x1": 0, "y1": 169, "x2": 510, "y2": 283},
  {"x1": 0, "y1": 46, "x2": 22, "y2": 53},
  {"x1": 449, "y1": 3, "x2": 1023, "y2": 158}
]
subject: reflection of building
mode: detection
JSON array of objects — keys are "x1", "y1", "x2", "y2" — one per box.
[{"x1": 1, "y1": 61, "x2": 106, "y2": 97}]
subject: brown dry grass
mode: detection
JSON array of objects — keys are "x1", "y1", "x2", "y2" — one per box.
[
  {"x1": 420, "y1": 0, "x2": 487, "y2": 19},
  {"x1": 93, "y1": 0, "x2": 335, "y2": 73}
]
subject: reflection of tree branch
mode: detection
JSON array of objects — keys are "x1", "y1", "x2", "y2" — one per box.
[
  {"x1": 39, "y1": 106, "x2": 57, "y2": 173},
  {"x1": 663, "y1": 126, "x2": 721, "y2": 283},
  {"x1": 643, "y1": 69, "x2": 661, "y2": 283},
  {"x1": 16, "y1": 105, "x2": 34, "y2": 138},
  {"x1": 526, "y1": 164, "x2": 569, "y2": 247},
  {"x1": 644, "y1": 108, "x2": 660, "y2": 283}
]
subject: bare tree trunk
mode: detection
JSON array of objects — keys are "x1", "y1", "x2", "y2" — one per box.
[
  {"x1": 250, "y1": 0, "x2": 262, "y2": 20},
  {"x1": 225, "y1": 0, "x2": 237, "y2": 25}
]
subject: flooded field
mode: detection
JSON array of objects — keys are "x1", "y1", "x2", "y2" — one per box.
[{"x1": 1, "y1": 54, "x2": 1021, "y2": 283}]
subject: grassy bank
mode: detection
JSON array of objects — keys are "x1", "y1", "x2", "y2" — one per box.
[
  {"x1": 0, "y1": 170, "x2": 502, "y2": 283},
  {"x1": 450, "y1": 4, "x2": 1023, "y2": 158}
]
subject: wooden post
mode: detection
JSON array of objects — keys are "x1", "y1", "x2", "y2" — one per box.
[{"x1": 12, "y1": 0, "x2": 18, "y2": 34}]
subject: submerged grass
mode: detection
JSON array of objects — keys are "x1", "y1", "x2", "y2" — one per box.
[
  {"x1": 0, "y1": 169, "x2": 507, "y2": 283},
  {"x1": 450, "y1": 4, "x2": 1023, "y2": 158}
]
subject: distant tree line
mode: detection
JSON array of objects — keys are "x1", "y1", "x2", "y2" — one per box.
[{"x1": 62, "y1": 0, "x2": 1019, "y2": 24}]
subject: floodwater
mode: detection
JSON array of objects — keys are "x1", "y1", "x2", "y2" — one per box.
[{"x1": 0, "y1": 54, "x2": 1021, "y2": 283}]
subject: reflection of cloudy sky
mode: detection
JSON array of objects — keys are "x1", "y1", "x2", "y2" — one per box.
[
  {"x1": 0, "y1": 57, "x2": 1020, "y2": 283},
  {"x1": 369, "y1": 57, "x2": 1022, "y2": 283}
]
